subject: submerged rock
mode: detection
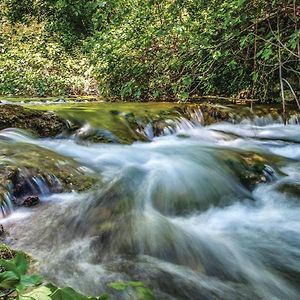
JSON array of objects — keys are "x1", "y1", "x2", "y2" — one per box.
[
  {"x1": 22, "y1": 195, "x2": 40, "y2": 207},
  {"x1": 0, "y1": 104, "x2": 67, "y2": 137},
  {"x1": 276, "y1": 183, "x2": 300, "y2": 198}
]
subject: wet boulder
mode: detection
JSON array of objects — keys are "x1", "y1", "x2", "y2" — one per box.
[
  {"x1": 221, "y1": 150, "x2": 281, "y2": 189},
  {"x1": 74, "y1": 124, "x2": 120, "y2": 144},
  {"x1": 21, "y1": 196, "x2": 40, "y2": 207},
  {"x1": 0, "y1": 141, "x2": 97, "y2": 214}
]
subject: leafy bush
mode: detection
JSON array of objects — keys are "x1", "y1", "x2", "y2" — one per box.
[
  {"x1": 88, "y1": 0, "x2": 299, "y2": 101},
  {"x1": 1, "y1": 0, "x2": 299, "y2": 101},
  {"x1": 0, "y1": 17, "x2": 97, "y2": 97}
]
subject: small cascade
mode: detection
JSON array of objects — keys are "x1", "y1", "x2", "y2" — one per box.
[
  {"x1": 11, "y1": 169, "x2": 61, "y2": 205},
  {"x1": 72, "y1": 123, "x2": 120, "y2": 144},
  {"x1": 239, "y1": 114, "x2": 283, "y2": 126},
  {"x1": 1, "y1": 103, "x2": 300, "y2": 300},
  {"x1": 142, "y1": 117, "x2": 197, "y2": 139},
  {"x1": 0, "y1": 192, "x2": 14, "y2": 217},
  {"x1": 289, "y1": 114, "x2": 300, "y2": 124},
  {"x1": 141, "y1": 107, "x2": 205, "y2": 139},
  {"x1": 0, "y1": 130, "x2": 95, "y2": 218},
  {"x1": 236, "y1": 112, "x2": 300, "y2": 126},
  {"x1": 0, "y1": 169, "x2": 62, "y2": 218}
]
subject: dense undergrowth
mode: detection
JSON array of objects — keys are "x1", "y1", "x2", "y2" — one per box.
[
  {"x1": 0, "y1": 0, "x2": 299, "y2": 101},
  {"x1": 0, "y1": 18, "x2": 97, "y2": 97}
]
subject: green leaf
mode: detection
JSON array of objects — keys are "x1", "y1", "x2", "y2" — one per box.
[
  {"x1": 252, "y1": 72, "x2": 258, "y2": 82},
  {"x1": 21, "y1": 274, "x2": 43, "y2": 286},
  {"x1": 182, "y1": 76, "x2": 192, "y2": 87},
  {"x1": 0, "y1": 271, "x2": 19, "y2": 289},
  {"x1": 179, "y1": 92, "x2": 189, "y2": 100},
  {"x1": 16, "y1": 283, "x2": 29, "y2": 294},
  {"x1": 0, "y1": 258, "x2": 20, "y2": 276},
  {"x1": 15, "y1": 253, "x2": 29, "y2": 275},
  {"x1": 288, "y1": 32, "x2": 298, "y2": 50},
  {"x1": 212, "y1": 50, "x2": 222, "y2": 60},
  {"x1": 47, "y1": 284, "x2": 101, "y2": 300},
  {"x1": 0, "y1": 253, "x2": 29, "y2": 278},
  {"x1": 240, "y1": 36, "x2": 248, "y2": 48},
  {"x1": 108, "y1": 281, "x2": 155, "y2": 299},
  {"x1": 22, "y1": 286, "x2": 52, "y2": 300}
]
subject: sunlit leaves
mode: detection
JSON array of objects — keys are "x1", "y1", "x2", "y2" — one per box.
[
  {"x1": 22, "y1": 286, "x2": 52, "y2": 300},
  {"x1": 2, "y1": 0, "x2": 299, "y2": 100},
  {"x1": 0, "y1": 253, "x2": 110, "y2": 299},
  {"x1": 0, "y1": 253, "x2": 43, "y2": 298}
]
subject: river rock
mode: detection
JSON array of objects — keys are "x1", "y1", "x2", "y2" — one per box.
[
  {"x1": 276, "y1": 183, "x2": 300, "y2": 198},
  {"x1": 0, "y1": 104, "x2": 67, "y2": 137},
  {"x1": 0, "y1": 141, "x2": 96, "y2": 214},
  {"x1": 0, "y1": 244, "x2": 16, "y2": 261},
  {"x1": 22, "y1": 195, "x2": 40, "y2": 207},
  {"x1": 223, "y1": 151, "x2": 278, "y2": 189}
]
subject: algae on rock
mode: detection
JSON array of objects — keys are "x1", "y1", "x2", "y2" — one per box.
[
  {"x1": 0, "y1": 141, "x2": 96, "y2": 212},
  {"x1": 0, "y1": 105, "x2": 67, "y2": 137}
]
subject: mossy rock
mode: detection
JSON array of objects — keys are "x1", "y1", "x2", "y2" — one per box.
[
  {"x1": 0, "y1": 141, "x2": 96, "y2": 210},
  {"x1": 221, "y1": 150, "x2": 285, "y2": 189},
  {"x1": 0, "y1": 104, "x2": 67, "y2": 137},
  {"x1": 0, "y1": 243, "x2": 16, "y2": 261}
]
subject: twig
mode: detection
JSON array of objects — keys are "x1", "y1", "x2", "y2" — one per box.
[
  {"x1": 278, "y1": 16, "x2": 286, "y2": 124},
  {"x1": 282, "y1": 78, "x2": 300, "y2": 110}
]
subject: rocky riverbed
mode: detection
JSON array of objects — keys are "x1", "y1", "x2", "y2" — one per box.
[{"x1": 0, "y1": 102, "x2": 300, "y2": 300}]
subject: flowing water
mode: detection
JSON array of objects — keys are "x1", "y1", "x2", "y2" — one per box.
[{"x1": 1, "y1": 103, "x2": 300, "y2": 299}]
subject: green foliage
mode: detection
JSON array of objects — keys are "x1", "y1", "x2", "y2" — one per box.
[
  {"x1": 88, "y1": 0, "x2": 299, "y2": 100},
  {"x1": 45, "y1": 284, "x2": 108, "y2": 300},
  {"x1": 3, "y1": 0, "x2": 94, "y2": 47},
  {"x1": 3, "y1": 0, "x2": 36, "y2": 24},
  {"x1": 1, "y1": 0, "x2": 299, "y2": 100},
  {"x1": 0, "y1": 249, "x2": 155, "y2": 300},
  {"x1": 0, "y1": 19, "x2": 97, "y2": 96},
  {"x1": 0, "y1": 253, "x2": 42, "y2": 299},
  {"x1": 0, "y1": 253, "x2": 107, "y2": 300}
]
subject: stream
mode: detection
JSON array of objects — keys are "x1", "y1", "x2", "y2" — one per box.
[{"x1": 1, "y1": 103, "x2": 300, "y2": 299}]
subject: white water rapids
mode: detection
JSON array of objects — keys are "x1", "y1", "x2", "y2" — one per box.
[{"x1": 1, "y1": 116, "x2": 300, "y2": 299}]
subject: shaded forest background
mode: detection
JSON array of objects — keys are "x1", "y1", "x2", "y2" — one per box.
[{"x1": 0, "y1": 0, "x2": 299, "y2": 101}]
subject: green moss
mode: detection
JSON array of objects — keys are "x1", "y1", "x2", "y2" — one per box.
[
  {"x1": 221, "y1": 150, "x2": 286, "y2": 189},
  {"x1": 0, "y1": 105, "x2": 67, "y2": 137},
  {"x1": 27, "y1": 102, "x2": 234, "y2": 143}
]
